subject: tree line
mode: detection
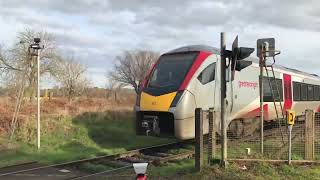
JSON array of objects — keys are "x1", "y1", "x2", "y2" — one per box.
[
  {"x1": 0, "y1": 28, "x2": 88, "y2": 101},
  {"x1": 0, "y1": 28, "x2": 159, "y2": 102}
]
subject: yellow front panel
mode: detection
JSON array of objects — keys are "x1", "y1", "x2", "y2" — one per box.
[{"x1": 140, "y1": 92, "x2": 177, "y2": 111}]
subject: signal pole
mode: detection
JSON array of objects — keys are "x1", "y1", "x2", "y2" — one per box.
[
  {"x1": 259, "y1": 46, "x2": 264, "y2": 154},
  {"x1": 217, "y1": 33, "x2": 254, "y2": 166},
  {"x1": 257, "y1": 38, "x2": 279, "y2": 155},
  {"x1": 30, "y1": 38, "x2": 42, "y2": 149},
  {"x1": 220, "y1": 32, "x2": 227, "y2": 166},
  {"x1": 36, "y1": 48, "x2": 40, "y2": 149}
]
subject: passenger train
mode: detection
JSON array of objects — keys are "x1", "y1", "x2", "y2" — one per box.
[{"x1": 135, "y1": 45, "x2": 320, "y2": 140}]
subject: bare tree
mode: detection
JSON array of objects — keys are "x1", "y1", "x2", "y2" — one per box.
[
  {"x1": 0, "y1": 28, "x2": 57, "y2": 101},
  {"x1": 109, "y1": 50, "x2": 159, "y2": 94},
  {"x1": 52, "y1": 57, "x2": 89, "y2": 101}
]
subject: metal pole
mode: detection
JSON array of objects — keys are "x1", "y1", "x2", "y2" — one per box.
[
  {"x1": 288, "y1": 125, "x2": 292, "y2": 164},
  {"x1": 220, "y1": 32, "x2": 227, "y2": 166},
  {"x1": 259, "y1": 48, "x2": 264, "y2": 154},
  {"x1": 37, "y1": 49, "x2": 40, "y2": 149}
]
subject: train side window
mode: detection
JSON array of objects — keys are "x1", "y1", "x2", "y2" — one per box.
[
  {"x1": 301, "y1": 83, "x2": 308, "y2": 101},
  {"x1": 308, "y1": 85, "x2": 314, "y2": 101},
  {"x1": 262, "y1": 77, "x2": 283, "y2": 102},
  {"x1": 293, "y1": 82, "x2": 301, "y2": 101},
  {"x1": 197, "y1": 63, "x2": 216, "y2": 85},
  {"x1": 314, "y1": 85, "x2": 319, "y2": 101}
]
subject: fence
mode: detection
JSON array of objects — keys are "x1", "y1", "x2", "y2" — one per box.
[{"x1": 195, "y1": 108, "x2": 320, "y2": 169}]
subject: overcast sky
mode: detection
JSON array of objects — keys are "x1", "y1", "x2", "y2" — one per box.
[{"x1": 0, "y1": 0, "x2": 320, "y2": 87}]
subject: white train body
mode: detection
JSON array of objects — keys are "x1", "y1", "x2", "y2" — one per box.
[{"x1": 135, "y1": 45, "x2": 320, "y2": 139}]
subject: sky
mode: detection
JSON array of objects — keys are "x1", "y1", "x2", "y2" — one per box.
[{"x1": 0, "y1": 0, "x2": 320, "y2": 88}]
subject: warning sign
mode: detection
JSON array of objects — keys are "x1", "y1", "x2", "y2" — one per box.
[{"x1": 287, "y1": 110, "x2": 295, "y2": 125}]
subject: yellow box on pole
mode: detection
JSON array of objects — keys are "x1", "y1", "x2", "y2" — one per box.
[{"x1": 287, "y1": 110, "x2": 295, "y2": 125}]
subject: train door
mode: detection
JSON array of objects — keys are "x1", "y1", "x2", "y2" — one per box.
[
  {"x1": 196, "y1": 62, "x2": 216, "y2": 110},
  {"x1": 194, "y1": 58, "x2": 217, "y2": 134}
]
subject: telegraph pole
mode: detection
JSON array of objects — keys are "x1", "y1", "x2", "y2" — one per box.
[{"x1": 220, "y1": 32, "x2": 227, "y2": 166}]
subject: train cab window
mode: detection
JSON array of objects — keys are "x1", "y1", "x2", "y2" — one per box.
[
  {"x1": 301, "y1": 84, "x2": 308, "y2": 101},
  {"x1": 147, "y1": 52, "x2": 197, "y2": 92},
  {"x1": 262, "y1": 77, "x2": 283, "y2": 102},
  {"x1": 314, "y1": 85, "x2": 320, "y2": 101},
  {"x1": 293, "y1": 82, "x2": 301, "y2": 101},
  {"x1": 197, "y1": 63, "x2": 216, "y2": 85},
  {"x1": 308, "y1": 85, "x2": 314, "y2": 101}
]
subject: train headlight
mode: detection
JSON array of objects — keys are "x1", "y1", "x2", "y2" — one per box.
[{"x1": 170, "y1": 91, "x2": 183, "y2": 107}]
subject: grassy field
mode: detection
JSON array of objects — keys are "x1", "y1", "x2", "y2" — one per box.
[{"x1": 0, "y1": 110, "x2": 175, "y2": 167}]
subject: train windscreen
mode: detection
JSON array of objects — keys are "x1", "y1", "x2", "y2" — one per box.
[{"x1": 145, "y1": 52, "x2": 198, "y2": 95}]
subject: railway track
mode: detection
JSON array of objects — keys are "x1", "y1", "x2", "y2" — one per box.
[
  {"x1": 0, "y1": 141, "x2": 194, "y2": 179},
  {"x1": 1, "y1": 123, "x2": 301, "y2": 179}
]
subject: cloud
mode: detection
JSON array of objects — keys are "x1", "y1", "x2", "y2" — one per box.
[{"x1": 0, "y1": 0, "x2": 320, "y2": 87}]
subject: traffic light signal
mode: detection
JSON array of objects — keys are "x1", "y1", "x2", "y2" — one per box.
[
  {"x1": 228, "y1": 36, "x2": 254, "y2": 72},
  {"x1": 225, "y1": 36, "x2": 254, "y2": 80}
]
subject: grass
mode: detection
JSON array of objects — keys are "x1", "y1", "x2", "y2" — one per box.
[
  {"x1": 2, "y1": 109, "x2": 320, "y2": 179},
  {"x1": 144, "y1": 159, "x2": 320, "y2": 179},
  {"x1": 0, "y1": 110, "x2": 175, "y2": 167}
]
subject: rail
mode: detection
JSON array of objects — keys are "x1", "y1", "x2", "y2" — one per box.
[{"x1": 0, "y1": 141, "x2": 193, "y2": 179}]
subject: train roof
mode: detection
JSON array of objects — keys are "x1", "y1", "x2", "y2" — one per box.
[
  {"x1": 168, "y1": 45, "x2": 220, "y2": 55},
  {"x1": 248, "y1": 57, "x2": 320, "y2": 80},
  {"x1": 168, "y1": 45, "x2": 320, "y2": 79}
]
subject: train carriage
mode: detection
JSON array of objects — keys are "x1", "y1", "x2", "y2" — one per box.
[{"x1": 135, "y1": 45, "x2": 320, "y2": 140}]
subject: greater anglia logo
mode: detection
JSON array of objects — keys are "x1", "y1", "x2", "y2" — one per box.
[{"x1": 238, "y1": 81, "x2": 258, "y2": 89}]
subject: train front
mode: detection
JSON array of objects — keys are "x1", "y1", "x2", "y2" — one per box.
[{"x1": 135, "y1": 47, "x2": 212, "y2": 140}]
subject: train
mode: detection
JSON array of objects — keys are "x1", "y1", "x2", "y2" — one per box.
[{"x1": 134, "y1": 45, "x2": 320, "y2": 140}]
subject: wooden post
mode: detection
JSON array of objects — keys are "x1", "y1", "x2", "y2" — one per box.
[
  {"x1": 195, "y1": 108, "x2": 203, "y2": 171},
  {"x1": 208, "y1": 108, "x2": 215, "y2": 164},
  {"x1": 305, "y1": 109, "x2": 314, "y2": 160}
]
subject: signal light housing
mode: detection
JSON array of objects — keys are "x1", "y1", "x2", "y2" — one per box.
[{"x1": 237, "y1": 47, "x2": 255, "y2": 60}]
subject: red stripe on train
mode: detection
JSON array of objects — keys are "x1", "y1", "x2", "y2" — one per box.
[
  {"x1": 179, "y1": 51, "x2": 211, "y2": 90},
  {"x1": 243, "y1": 104, "x2": 269, "y2": 120},
  {"x1": 140, "y1": 59, "x2": 160, "y2": 89},
  {"x1": 283, "y1": 73, "x2": 293, "y2": 111}
]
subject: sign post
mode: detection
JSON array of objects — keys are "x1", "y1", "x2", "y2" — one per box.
[{"x1": 287, "y1": 110, "x2": 295, "y2": 165}]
